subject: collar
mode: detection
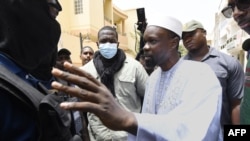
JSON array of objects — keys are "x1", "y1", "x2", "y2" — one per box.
[
  {"x1": 183, "y1": 46, "x2": 218, "y2": 61},
  {"x1": 0, "y1": 53, "x2": 25, "y2": 76},
  {"x1": 0, "y1": 53, "x2": 53, "y2": 89},
  {"x1": 201, "y1": 47, "x2": 218, "y2": 61}
]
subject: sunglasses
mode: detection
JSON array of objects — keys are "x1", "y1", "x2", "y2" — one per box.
[{"x1": 221, "y1": 0, "x2": 250, "y2": 18}]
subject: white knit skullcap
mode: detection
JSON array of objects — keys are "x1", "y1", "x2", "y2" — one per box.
[{"x1": 147, "y1": 15, "x2": 182, "y2": 38}]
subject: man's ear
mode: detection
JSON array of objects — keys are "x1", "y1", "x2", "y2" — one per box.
[
  {"x1": 117, "y1": 42, "x2": 119, "y2": 48},
  {"x1": 171, "y1": 37, "x2": 179, "y2": 49}
]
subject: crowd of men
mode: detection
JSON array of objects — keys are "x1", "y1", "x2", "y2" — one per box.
[{"x1": 1, "y1": 0, "x2": 250, "y2": 141}]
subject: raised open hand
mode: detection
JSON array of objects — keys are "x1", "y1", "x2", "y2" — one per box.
[{"x1": 51, "y1": 62, "x2": 137, "y2": 134}]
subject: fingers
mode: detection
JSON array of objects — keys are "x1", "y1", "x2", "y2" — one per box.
[
  {"x1": 60, "y1": 101, "x2": 127, "y2": 131},
  {"x1": 51, "y1": 66, "x2": 99, "y2": 93},
  {"x1": 60, "y1": 101, "x2": 101, "y2": 113},
  {"x1": 53, "y1": 80, "x2": 118, "y2": 114},
  {"x1": 51, "y1": 62, "x2": 114, "y2": 103},
  {"x1": 51, "y1": 81, "x2": 98, "y2": 102},
  {"x1": 63, "y1": 62, "x2": 100, "y2": 86}
]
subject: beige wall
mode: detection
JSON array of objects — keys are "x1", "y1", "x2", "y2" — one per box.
[
  {"x1": 58, "y1": 33, "x2": 98, "y2": 67},
  {"x1": 57, "y1": 0, "x2": 104, "y2": 66},
  {"x1": 57, "y1": 0, "x2": 134, "y2": 65},
  {"x1": 89, "y1": 0, "x2": 105, "y2": 30},
  {"x1": 57, "y1": 0, "x2": 71, "y2": 30}
]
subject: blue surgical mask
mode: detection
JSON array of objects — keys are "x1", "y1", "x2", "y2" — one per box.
[{"x1": 99, "y1": 43, "x2": 118, "y2": 59}]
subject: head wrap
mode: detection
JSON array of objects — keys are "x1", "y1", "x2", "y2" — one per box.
[{"x1": 0, "y1": 0, "x2": 61, "y2": 80}]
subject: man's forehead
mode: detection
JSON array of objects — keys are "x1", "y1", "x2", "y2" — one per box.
[
  {"x1": 99, "y1": 29, "x2": 116, "y2": 35},
  {"x1": 145, "y1": 26, "x2": 167, "y2": 35},
  {"x1": 99, "y1": 31, "x2": 117, "y2": 40},
  {"x1": 83, "y1": 49, "x2": 93, "y2": 52}
]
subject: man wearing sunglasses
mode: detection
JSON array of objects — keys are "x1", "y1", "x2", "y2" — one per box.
[
  {"x1": 222, "y1": 0, "x2": 250, "y2": 34},
  {"x1": 222, "y1": 0, "x2": 250, "y2": 125}
]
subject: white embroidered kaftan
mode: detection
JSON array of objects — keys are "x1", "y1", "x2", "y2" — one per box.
[{"x1": 128, "y1": 60, "x2": 222, "y2": 141}]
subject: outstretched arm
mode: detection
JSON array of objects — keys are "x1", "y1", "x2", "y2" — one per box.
[{"x1": 51, "y1": 62, "x2": 138, "y2": 134}]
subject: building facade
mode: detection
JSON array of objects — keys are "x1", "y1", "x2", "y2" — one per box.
[
  {"x1": 213, "y1": 0, "x2": 250, "y2": 70},
  {"x1": 57, "y1": 0, "x2": 130, "y2": 66}
]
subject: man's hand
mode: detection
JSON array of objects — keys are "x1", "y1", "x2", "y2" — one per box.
[{"x1": 51, "y1": 62, "x2": 137, "y2": 134}]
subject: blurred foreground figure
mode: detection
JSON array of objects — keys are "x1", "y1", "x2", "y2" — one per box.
[
  {"x1": 222, "y1": 0, "x2": 250, "y2": 124},
  {"x1": 0, "y1": 0, "x2": 62, "y2": 140}
]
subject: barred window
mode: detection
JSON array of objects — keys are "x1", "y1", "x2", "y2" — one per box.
[{"x1": 74, "y1": 0, "x2": 83, "y2": 15}]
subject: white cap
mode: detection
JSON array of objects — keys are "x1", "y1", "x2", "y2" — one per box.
[{"x1": 147, "y1": 15, "x2": 182, "y2": 38}]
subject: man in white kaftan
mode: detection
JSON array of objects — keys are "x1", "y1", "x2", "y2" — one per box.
[{"x1": 128, "y1": 59, "x2": 222, "y2": 141}]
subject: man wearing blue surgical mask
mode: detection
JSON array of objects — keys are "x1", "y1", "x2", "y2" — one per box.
[{"x1": 80, "y1": 26, "x2": 148, "y2": 141}]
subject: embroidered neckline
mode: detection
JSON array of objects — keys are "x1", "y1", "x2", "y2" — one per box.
[{"x1": 155, "y1": 59, "x2": 183, "y2": 114}]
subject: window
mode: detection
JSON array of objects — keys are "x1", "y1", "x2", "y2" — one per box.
[{"x1": 74, "y1": 0, "x2": 83, "y2": 15}]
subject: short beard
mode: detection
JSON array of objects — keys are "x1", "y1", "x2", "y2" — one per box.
[{"x1": 145, "y1": 57, "x2": 156, "y2": 69}]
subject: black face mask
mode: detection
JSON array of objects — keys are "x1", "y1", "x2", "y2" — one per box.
[{"x1": 0, "y1": 0, "x2": 61, "y2": 80}]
